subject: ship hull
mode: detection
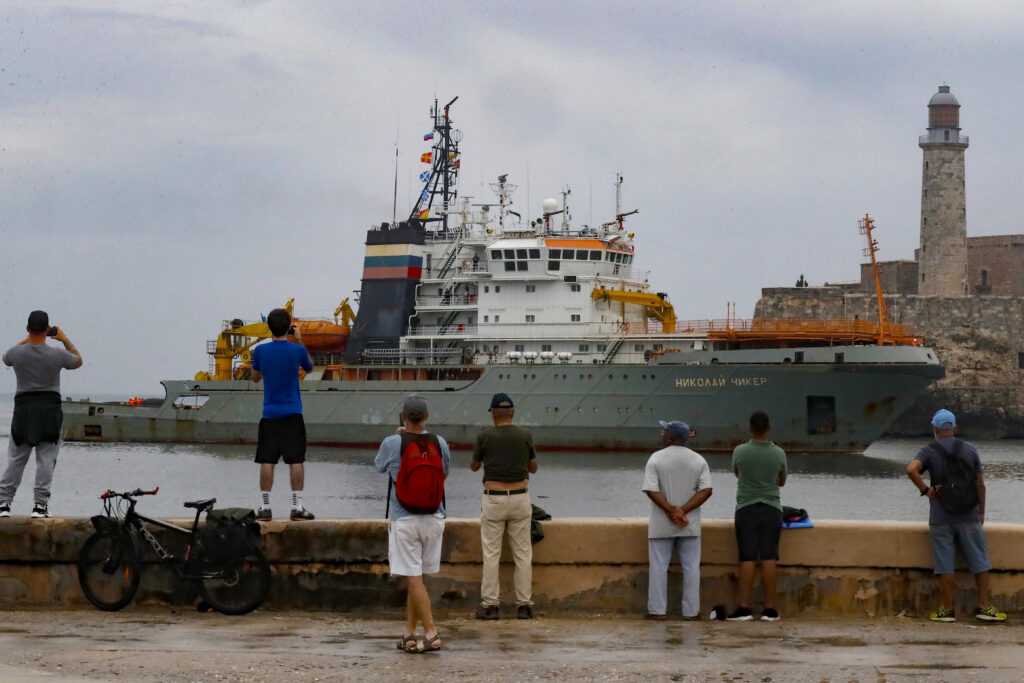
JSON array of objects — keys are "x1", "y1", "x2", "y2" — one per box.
[{"x1": 62, "y1": 345, "x2": 944, "y2": 454}]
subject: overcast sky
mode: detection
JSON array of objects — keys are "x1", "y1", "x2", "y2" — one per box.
[{"x1": 3, "y1": 1, "x2": 1024, "y2": 395}]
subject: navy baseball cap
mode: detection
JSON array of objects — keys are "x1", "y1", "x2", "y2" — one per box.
[
  {"x1": 658, "y1": 420, "x2": 691, "y2": 441},
  {"x1": 489, "y1": 392, "x2": 514, "y2": 410},
  {"x1": 931, "y1": 409, "x2": 956, "y2": 429}
]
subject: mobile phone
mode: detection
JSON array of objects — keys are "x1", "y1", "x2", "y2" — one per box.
[
  {"x1": 288, "y1": 326, "x2": 296, "y2": 335},
  {"x1": 46, "y1": 326, "x2": 59, "y2": 337}
]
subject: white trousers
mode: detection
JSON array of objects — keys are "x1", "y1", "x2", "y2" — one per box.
[{"x1": 648, "y1": 536, "x2": 701, "y2": 617}]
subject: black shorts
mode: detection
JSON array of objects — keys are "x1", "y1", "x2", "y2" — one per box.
[
  {"x1": 735, "y1": 503, "x2": 783, "y2": 562},
  {"x1": 254, "y1": 414, "x2": 307, "y2": 465}
]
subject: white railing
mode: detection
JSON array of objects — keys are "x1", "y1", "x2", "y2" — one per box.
[
  {"x1": 408, "y1": 324, "x2": 479, "y2": 337},
  {"x1": 416, "y1": 294, "x2": 481, "y2": 307}
]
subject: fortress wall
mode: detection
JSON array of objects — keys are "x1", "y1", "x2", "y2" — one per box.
[
  {"x1": 755, "y1": 289, "x2": 1024, "y2": 437},
  {"x1": 5, "y1": 517, "x2": 1024, "y2": 618}
]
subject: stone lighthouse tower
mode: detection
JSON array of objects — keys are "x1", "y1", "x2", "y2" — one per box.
[{"x1": 918, "y1": 84, "x2": 969, "y2": 296}]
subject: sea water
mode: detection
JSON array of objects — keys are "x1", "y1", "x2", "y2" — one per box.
[{"x1": 0, "y1": 395, "x2": 1022, "y2": 522}]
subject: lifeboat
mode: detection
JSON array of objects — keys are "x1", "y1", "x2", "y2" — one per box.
[{"x1": 288, "y1": 319, "x2": 350, "y2": 353}]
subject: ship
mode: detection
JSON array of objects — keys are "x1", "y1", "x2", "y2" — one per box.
[{"x1": 61, "y1": 97, "x2": 944, "y2": 454}]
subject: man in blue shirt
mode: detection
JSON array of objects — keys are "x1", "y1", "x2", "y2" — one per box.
[
  {"x1": 375, "y1": 394, "x2": 451, "y2": 654},
  {"x1": 251, "y1": 308, "x2": 314, "y2": 521},
  {"x1": 907, "y1": 409, "x2": 1005, "y2": 623}
]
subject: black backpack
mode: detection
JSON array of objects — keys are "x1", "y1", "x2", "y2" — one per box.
[
  {"x1": 199, "y1": 508, "x2": 261, "y2": 563},
  {"x1": 931, "y1": 439, "x2": 979, "y2": 515}
]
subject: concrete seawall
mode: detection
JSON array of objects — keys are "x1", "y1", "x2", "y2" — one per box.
[{"x1": 4, "y1": 517, "x2": 1024, "y2": 616}]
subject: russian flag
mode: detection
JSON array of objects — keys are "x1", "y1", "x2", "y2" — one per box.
[{"x1": 423, "y1": 132, "x2": 435, "y2": 141}]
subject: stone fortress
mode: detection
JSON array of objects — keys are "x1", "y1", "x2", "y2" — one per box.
[{"x1": 755, "y1": 85, "x2": 1024, "y2": 438}]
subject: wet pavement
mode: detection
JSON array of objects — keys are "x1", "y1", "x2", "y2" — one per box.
[{"x1": 0, "y1": 608, "x2": 1021, "y2": 681}]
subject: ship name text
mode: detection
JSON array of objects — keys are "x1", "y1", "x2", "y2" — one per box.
[{"x1": 675, "y1": 376, "x2": 767, "y2": 388}]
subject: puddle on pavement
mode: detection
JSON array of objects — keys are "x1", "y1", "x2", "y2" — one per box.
[
  {"x1": 805, "y1": 636, "x2": 866, "y2": 647},
  {"x1": 0, "y1": 628, "x2": 28, "y2": 634},
  {"x1": 883, "y1": 664, "x2": 981, "y2": 670}
]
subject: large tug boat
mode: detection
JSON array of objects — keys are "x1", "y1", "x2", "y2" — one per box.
[{"x1": 62, "y1": 98, "x2": 943, "y2": 453}]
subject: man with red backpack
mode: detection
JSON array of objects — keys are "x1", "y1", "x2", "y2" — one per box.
[{"x1": 374, "y1": 394, "x2": 451, "y2": 653}]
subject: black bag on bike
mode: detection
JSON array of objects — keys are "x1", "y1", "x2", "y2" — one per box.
[
  {"x1": 200, "y1": 508, "x2": 261, "y2": 563},
  {"x1": 90, "y1": 515, "x2": 121, "y2": 535}
]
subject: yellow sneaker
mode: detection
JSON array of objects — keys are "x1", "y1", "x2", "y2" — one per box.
[
  {"x1": 975, "y1": 604, "x2": 1007, "y2": 622},
  {"x1": 929, "y1": 606, "x2": 955, "y2": 622}
]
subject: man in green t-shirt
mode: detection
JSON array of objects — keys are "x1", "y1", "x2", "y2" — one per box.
[
  {"x1": 471, "y1": 392, "x2": 538, "y2": 620},
  {"x1": 726, "y1": 411, "x2": 788, "y2": 622}
]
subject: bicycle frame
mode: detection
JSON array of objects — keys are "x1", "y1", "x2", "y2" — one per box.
[{"x1": 103, "y1": 489, "x2": 211, "y2": 576}]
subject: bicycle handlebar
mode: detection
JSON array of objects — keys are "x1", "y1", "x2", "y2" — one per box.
[{"x1": 99, "y1": 486, "x2": 160, "y2": 500}]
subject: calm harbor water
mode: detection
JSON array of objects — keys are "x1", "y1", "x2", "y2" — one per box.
[{"x1": 1, "y1": 396, "x2": 1023, "y2": 522}]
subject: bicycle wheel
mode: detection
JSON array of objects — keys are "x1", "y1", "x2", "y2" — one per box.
[
  {"x1": 78, "y1": 531, "x2": 142, "y2": 611},
  {"x1": 194, "y1": 546, "x2": 271, "y2": 615}
]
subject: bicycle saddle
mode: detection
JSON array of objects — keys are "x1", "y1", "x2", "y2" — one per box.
[{"x1": 183, "y1": 498, "x2": 217, "y2": 510}]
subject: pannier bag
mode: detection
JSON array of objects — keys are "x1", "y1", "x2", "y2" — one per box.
[{"x1": 199, "y1": 507, "x2": 261, "y2": 562}]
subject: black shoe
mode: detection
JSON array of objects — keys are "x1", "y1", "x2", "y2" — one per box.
[
  {"x1": 0, "y1": 504, "x2": 9, "y2": 518},
  {"x1": 475, "y1": 605, "x2": 499, "y2": 620},
  {"x1": 644, "y1": 613, "x2": 668, "y2": 620},
  {"x1": 760, "y1": 607, "x2": 781, "y2": 622},
  {"x1": 256, "y1": 507, "x2": 272, "y2": 521},
  {"x1": 30, "y1": 504, "x2": 49, "y2": 519},
  {"x1": 517, "y1": 605, "x2": 533, "y2": 620},
  {"x1": 290, "y1": 508, "x2": 315, "y2": 521},
  {"x1": 726, "y1": 607, "x2": 754, "y2": 621}
]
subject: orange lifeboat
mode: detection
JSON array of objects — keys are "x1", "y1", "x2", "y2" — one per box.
[{"x1": 287, "y1": 319, "x2": 350, "y2": 353}]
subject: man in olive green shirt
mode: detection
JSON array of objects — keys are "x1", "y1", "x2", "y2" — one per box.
[
  {"x1": 471, "y1": 393, "x2": 538, "y2": 620},
  {"x1": 726, "y1": 411, "x2": 787, "y2": 622}
]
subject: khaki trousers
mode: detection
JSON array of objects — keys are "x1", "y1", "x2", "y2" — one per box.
[{"x1": 480, "y1": 492, "x2": 533, "y2": 607}]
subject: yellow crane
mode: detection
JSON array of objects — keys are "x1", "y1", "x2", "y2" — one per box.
[{"x1": 591, "y1": 288, "x2": 677, "y2": 333}]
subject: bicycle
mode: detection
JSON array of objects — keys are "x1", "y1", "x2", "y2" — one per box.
[{"x1": 77, "y1": 487, "x2": 271, "y2": 615}]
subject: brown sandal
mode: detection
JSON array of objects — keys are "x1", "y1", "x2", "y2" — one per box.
[
  {"x1": 397, "y1": 634, "x2": 417, "y2": 653},
  {"x1": 418, "y1": 633, "x2": 442, "y2": 653}
]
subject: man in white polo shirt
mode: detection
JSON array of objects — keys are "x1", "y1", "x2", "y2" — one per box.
[{"x1": 642, "y1": 420, "x2": 713, "y2": 620}]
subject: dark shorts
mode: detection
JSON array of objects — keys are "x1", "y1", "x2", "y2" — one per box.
[
  {"x1": 735, "y1": 503, "x2": 783, "y2": 562},
  {"x1": 254, "y1": 414, "x2": 307, "y2": 465}
]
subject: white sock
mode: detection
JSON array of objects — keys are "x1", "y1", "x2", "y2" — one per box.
[
  {"x1": 292, "y1": 491, "x2": 303, "y2": 510},
  {"x1": 260, "y1": 491, "x2": 271, "y2": 509}
]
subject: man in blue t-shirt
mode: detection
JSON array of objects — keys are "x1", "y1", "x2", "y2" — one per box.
[
  {"x1": 251, "y1": 308, "x2": 314, "y2": 521},
  {"x1": 907, "y1": 409, "x2": 1005, "y2": 623}
]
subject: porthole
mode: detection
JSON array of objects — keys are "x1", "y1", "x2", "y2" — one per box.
[
  {"x1": 554, "y1": 407, "x2": 559, "y2": 412},
  {"x1": 532, "y1": 374, "x2": 536, "y2": 379}
]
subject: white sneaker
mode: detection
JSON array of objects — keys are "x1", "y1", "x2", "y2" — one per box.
[
  {"x1": 31, "y1": 505, "x2": 49, "y2": 518},
  {"x1": 0, "y1": 504, "x2": 10, "y2": 518}
]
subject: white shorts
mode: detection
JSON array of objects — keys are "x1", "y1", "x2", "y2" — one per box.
[{"x1": 388, "y1": 513, "x2": 445, "y2": 576}]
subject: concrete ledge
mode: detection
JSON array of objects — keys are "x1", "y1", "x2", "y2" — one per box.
[{"x1": 2, "y1": 517, "x2": 1024, "y2": 616}]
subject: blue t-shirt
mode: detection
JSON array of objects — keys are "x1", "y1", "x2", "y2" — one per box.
[
  {"x1": 914, "y1": 436, "x2": 983, "y2": 525},
  {"x1": 251, "y1": 340, "x2": 313, "y2": 419},
  {"x1": 374, "y1": 432, "x2": 451, "y2": 520}
]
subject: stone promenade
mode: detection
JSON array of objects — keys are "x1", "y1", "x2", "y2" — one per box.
[{"x1": 0, "y1": 609, "x2": 1021, "y2": 682}]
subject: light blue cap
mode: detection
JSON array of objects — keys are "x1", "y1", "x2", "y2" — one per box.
[
  {"x1": 931, "y1": 409, "x2": 956, "y2": 429},
  {"x1": 658, "y1": 420, "x2": 691, "y2": 441}
]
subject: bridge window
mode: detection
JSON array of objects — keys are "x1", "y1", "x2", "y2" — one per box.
[
  {"x1": 575, "y1": 250, "x2": 588, "y2": 260},
  {"x1": 517, "y1": 262, "x2": 528, "y2": 271},
  {"x1": 529, "y1": 249, "x2": 541, "y2": 259},
  {"x1": 548, "y1": 261, "x2": 560, "y2": 271},
  {"x1": 589, "y1": 250, "x2": 602, "y2": 260},
  {"x1": 516, "y1": 249, "x2": 528, "y2": 259},
  {"x1": 503, "y1": 249, "x2": 514, "y2": 259},
  {"x1": 491, "y1": 250, "x2": 502, "y2": 260},
  {"x1": 505, "y1": 262, "x2": 516, "y2": 272},
  {"x1": 549, "y1": 249, "x2": 561, "y2": 258}
]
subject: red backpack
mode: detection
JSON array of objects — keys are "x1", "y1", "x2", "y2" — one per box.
[{"x1": 388, "y1": 432, "x2": 445, "y2": 516}]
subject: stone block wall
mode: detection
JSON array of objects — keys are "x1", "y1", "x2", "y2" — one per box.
[{"x1": 6, "y1": 517, "x2": 1024, "y2": 619}]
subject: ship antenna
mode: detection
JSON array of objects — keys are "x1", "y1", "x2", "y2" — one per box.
[
  {"x1": 391, "y1": 123, "x2": 399, "y2": 224},
  {"x1": 859, "y1": 214, "x2": 894, "y2": 345}
]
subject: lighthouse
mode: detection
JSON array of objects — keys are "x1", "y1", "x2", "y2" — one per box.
[{"x1": 918, "y1": 85, "x2": 969, "y2": 297}]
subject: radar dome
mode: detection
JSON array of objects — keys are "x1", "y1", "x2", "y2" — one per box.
[{"x1": 542, "y1": 198, "x2": 559, "y2": 213}]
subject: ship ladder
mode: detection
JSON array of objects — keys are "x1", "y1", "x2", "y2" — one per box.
[
  {"x1": 437, "y1": 309, "x2": 460, "y2": 335},
  {"x1": 602, "y1": 336, "x2": 626, "y2": 364},
  {"x1": 436, "y1": 242, "x2": 464, "y2": 280}
]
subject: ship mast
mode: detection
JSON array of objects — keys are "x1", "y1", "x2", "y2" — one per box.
[
  {"x1": 859, "y1": 214, "x2": 893, "y2": 345},
  {"x1": 411, "y1": 96, "x2": 461, "y2": 233}
]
